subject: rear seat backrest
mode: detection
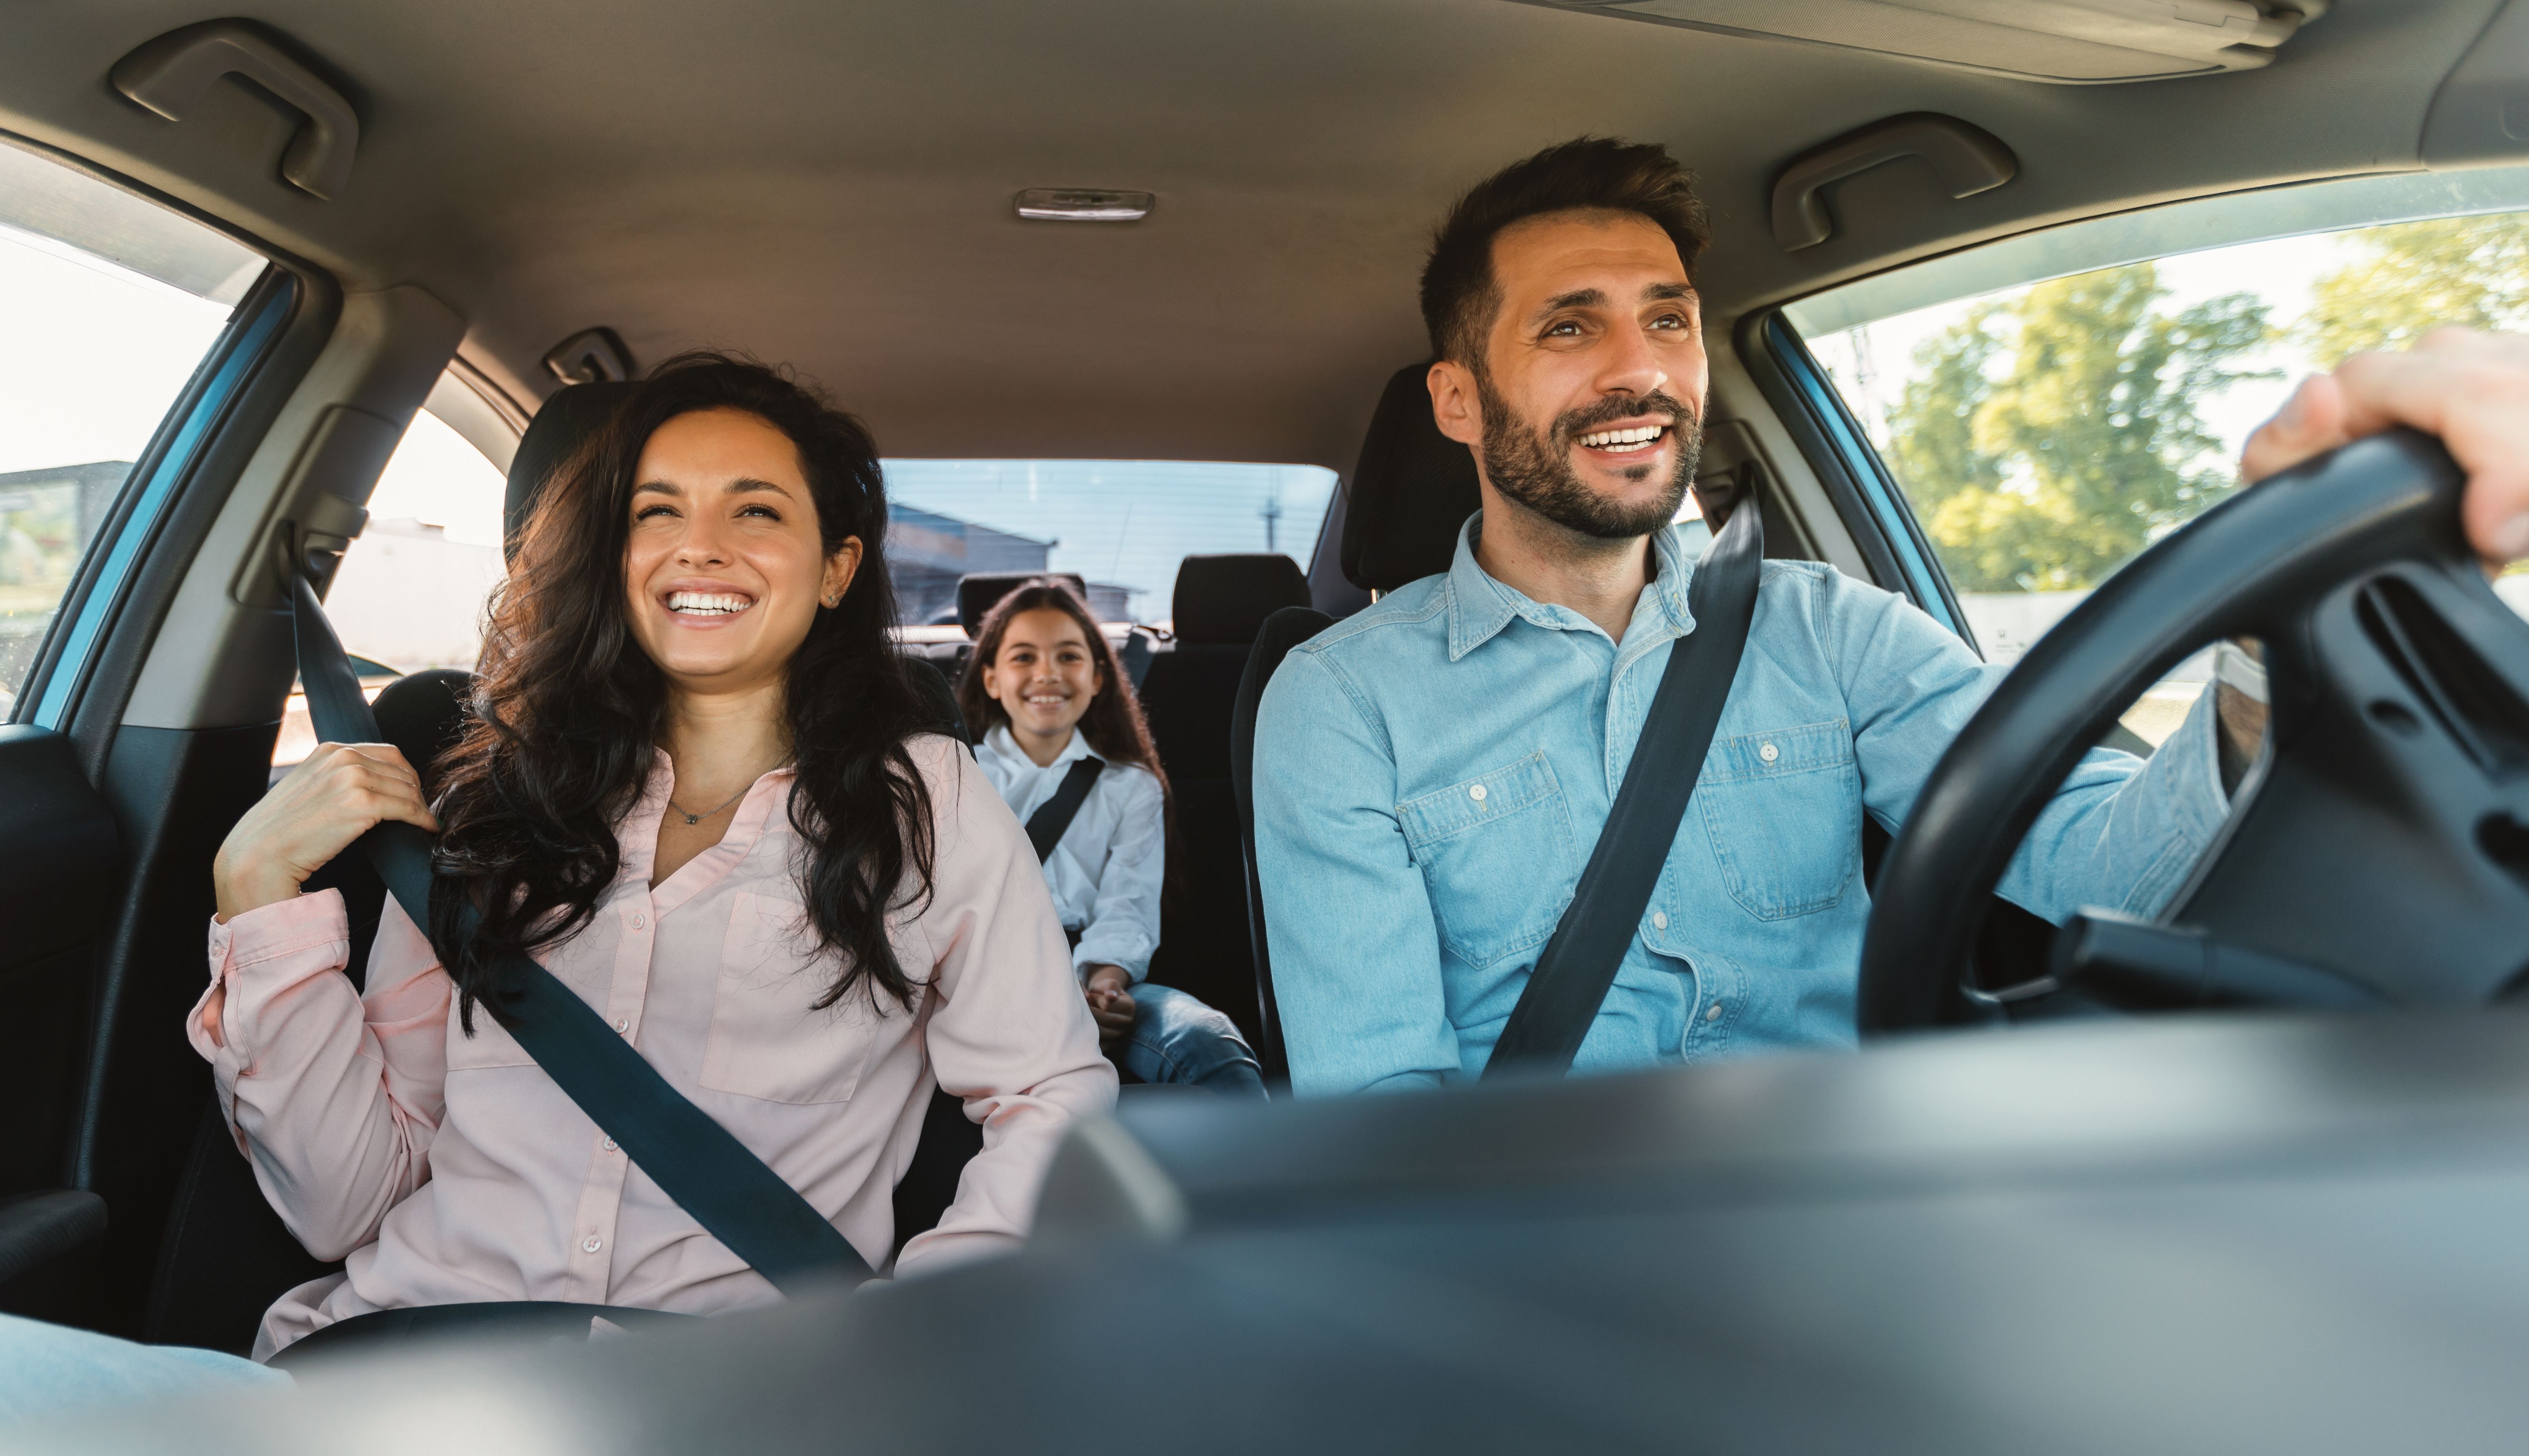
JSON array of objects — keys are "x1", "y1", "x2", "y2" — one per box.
[{"x1": 1138, "y1": 553, "x2": 1307, "y2": 1046}]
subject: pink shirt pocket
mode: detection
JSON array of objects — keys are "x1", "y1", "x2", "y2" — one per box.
[{"x1": 700, "y1": 892, "x2": 888, "y2": 1104}]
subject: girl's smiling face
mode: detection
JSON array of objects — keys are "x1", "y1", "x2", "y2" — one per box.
[{"x1": 982, "y1": 607, "x2": 1103, "y2": 752}]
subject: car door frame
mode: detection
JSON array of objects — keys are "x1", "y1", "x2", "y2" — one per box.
[{"x1": 0, "y1": 130, "x2": 345, "y2": 1334}]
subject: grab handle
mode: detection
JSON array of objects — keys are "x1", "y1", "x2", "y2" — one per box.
[
  {"x1": 111, "y1": 20, "x2": 359, "y2": 200},
  {"x1": 1769, "y1": 112, "x2": 2014, "y2": 251}
]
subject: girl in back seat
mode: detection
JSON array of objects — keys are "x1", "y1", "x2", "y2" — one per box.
[{"x1": 961, "y1": 580, "x2": 1267, "y2": 1098}]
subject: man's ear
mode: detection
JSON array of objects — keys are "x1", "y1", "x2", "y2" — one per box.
[{"x1": 1428, "y1": 360, "x2": 1486, "y2": 449}]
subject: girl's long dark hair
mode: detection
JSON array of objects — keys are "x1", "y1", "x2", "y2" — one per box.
[
  {"x1": 429, "y1": 352, "x2": 936, "y2": 1029},
  {"x1": 957, "y1": 579, "x2": 1172, "y2": 809}
]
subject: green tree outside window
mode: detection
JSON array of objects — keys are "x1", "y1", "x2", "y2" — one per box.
[{"x1": 1884, "y1": 263, "x2": 2272, "y2": 593}]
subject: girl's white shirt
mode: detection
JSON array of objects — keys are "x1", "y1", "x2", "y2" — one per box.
[{"x1": 974, "y1": 724, "x2": 1167, "y2": 983}]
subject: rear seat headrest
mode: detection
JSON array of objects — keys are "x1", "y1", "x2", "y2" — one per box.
[
  {"x1": 1171, "y1": 554, "x2": 1309, "y2": 645},
  {"x1": 504, "y1": 380, "x2": 639, "y2": 560},
  {"x1": 1339, "y1": 362, "x2": 1480, "y2": 594},
  {"x1": 958, "y1": 572, "x2": 1088, "y2": 637}
]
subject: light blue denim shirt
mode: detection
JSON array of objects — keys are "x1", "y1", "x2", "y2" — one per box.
[{"x1": 1253, "y1": 513, "x2": 2228, "y2": 1097}]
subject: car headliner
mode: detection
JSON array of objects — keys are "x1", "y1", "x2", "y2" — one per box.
[{"x1": 0, "y1": 0, "x2": 2512, "y2": 469}]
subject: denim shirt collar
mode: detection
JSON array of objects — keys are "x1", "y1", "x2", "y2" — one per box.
[{"x1": 1443, "y1": 510, "x2": 1699, "y2": 662}]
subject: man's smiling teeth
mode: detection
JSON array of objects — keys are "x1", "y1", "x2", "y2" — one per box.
[
  {"x1": 1580, "y1": 424, "x2": 1667, "y2": 452},
  {"x1": 667, "y1": 591, "x2": 753, "y2": 616}
]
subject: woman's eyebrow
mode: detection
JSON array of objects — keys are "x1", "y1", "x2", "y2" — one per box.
[
  {"x1": 726, "y1": 476, "x2": 794, "y2": 497},
  {"x1": 633, "y1": 479, "x2": 683, "y2": 497}
]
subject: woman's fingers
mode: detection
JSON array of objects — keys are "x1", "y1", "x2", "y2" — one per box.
[{"x1": 214, "y1": 741, "x2": 439, "y2": 920}]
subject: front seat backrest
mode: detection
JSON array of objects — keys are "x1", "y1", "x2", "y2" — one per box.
[
  {"x1": 504, "y1": 380, "x2": 639, "y2": 560},
  {"x1": 1232, "y1": 363, "x2": 1477, "y2": 1082},
  {"x1": 1339, "y1": 362, "x2": 1480, "y2": 593},
  {"x1": 1229, "y1": 605, "x2": 1333, "y2": 1085}
]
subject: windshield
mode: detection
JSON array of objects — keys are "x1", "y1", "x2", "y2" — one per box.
[{"x1": 881, "y1": 460, "x2": 1338, "y2": 628}]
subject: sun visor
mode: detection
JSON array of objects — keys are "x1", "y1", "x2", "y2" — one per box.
[{"x1": 1512, "y1": 0, "x2": 2325, "y2": 83}]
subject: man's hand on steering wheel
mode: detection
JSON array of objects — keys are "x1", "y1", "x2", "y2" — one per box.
[{"x1": 2242, "y1": 329, "x2": 2529, "y2": 566}]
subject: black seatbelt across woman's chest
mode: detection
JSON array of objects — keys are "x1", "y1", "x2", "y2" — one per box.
[{"x1": 288, "y1": 571, "x2": 871, "y2": 1294}]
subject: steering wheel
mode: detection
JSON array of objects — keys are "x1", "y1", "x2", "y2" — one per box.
[{"x1": 1858, "y1": 430, "x2": 2529, "y2": 1034}]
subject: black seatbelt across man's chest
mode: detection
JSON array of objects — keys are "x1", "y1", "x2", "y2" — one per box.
[{"x1": 1483, "y1": 501, "x2": 1764, "y2": 1078}]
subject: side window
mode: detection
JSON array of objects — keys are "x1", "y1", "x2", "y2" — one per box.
[
  {"x1": 272, "y1": 392, "x2": 507, "y2": 769},
  {"x1": 0, "y1": 144, "x2": 265, "y2": 717},
  {"x1": 1790, "y1": 194, "x2": 2529, "y2": 746}
]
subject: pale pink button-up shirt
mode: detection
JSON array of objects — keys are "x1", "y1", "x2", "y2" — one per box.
[{"x1": 189, "y1": 735, "x2": 1115, "y2": 1360}]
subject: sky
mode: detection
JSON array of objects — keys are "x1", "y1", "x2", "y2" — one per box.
[{"x1": 0, "y1": 225, "x2": 236, "y2": 477}]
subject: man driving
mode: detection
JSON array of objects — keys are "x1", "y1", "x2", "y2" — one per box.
[{"x1": 1252, "y1": 137, "x2": 2529, "y2": 1097}]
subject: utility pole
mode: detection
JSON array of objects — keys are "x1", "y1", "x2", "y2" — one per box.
[{"x1": 1261, "y1": 482, "x2": 1283, "y2": 553}]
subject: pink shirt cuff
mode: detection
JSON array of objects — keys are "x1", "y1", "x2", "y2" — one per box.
[{"x1": 206, "y1": 889, "x2": 350, "y2": 976}]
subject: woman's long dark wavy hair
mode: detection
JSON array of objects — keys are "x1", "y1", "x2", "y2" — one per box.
[
  {"x1": 429, "y1": 352, "x2": 936, "y2": 1029},
  {"x1": 956, "y1": 579, "x2": 1172, "y2": 809}
]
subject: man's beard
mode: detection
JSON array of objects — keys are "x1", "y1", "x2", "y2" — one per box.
[{"x1": 1476, "y1": 370, "x2": 1704, "y2": 541}]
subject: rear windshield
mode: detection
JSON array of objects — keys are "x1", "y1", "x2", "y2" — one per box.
[{"x1": 881, "y1": 460, "x2": 1339, "y2": 628}]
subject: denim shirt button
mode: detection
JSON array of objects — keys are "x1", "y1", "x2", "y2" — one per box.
[
  {"x1": 1468, "y1": 783, "x2": 1487, "y2": 802},
  {"x1": 1651, "y1": 911, "x2": 1668, "y2": 930},
  {"x1": 1705, "y1": 1001, "x2": 1723, "y2": 1022},
  {"x1": 1758, "y1": 742, "x2": 1779, "y2": 763}
]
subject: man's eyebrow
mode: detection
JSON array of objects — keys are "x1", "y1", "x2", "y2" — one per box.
[
  {"x1": 1531, "y1": 287, "x2": 1606, "y2": 320},
  {"x1": 1644, "y1": 281, "x2": 1696, "y2": 302}
]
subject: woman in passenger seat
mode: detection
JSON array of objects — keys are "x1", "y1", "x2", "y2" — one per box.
[
  {"x1": 961, "y1": 580, "x2": 1267, "y2": 1098},
  {"x1": 186, "y1": 353, "x2": 1116, "y2": 1363}
]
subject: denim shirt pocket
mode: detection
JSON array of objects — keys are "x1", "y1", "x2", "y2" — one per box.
[
  {"x1": 1695, "y1": 719, "x2": 1861, "y2": 921},
  {"x1": 1396, "y1": 752, "x2": 1578, "y2": 969}
]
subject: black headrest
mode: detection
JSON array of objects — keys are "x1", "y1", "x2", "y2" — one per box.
[
  {"x1": 958, "y1": 572, "x2": 1088, "y2": 637},
  {"x1": 1172, "y1": 554, "x2": 1310, "y2": 645},
  {"x1": 370, "y1": 667, "x2": 473, "y2": 786},
  {"x1": 504, "y1": 380, "x2": 638, "y2": 559},
  {"x1": 1339, "y1": 362, "x2": 1481, "y2": 593}
]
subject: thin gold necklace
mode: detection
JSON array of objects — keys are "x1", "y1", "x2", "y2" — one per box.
[{"x1": 667, "y1": 764, "x2": 785, "y2": 826}]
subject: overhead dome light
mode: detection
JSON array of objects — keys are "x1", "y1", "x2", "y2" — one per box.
[
  {"x1": 1014, "y1": 189, "x2": 1154, "y2": 222},
  {"x1": 1519, "y1": 0, "x2": 2328, "y2": 83}
]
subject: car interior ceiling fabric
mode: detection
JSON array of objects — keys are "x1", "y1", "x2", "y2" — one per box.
[{"x1": 1137, "y1": 555, "x2": 1311, "y2": 1048}]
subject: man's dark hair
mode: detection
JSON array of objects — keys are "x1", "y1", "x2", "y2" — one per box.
[{"x1": 1419, "y1": 137, "x2": 1709, "y2": 368}]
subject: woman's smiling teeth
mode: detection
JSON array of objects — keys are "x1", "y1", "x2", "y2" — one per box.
[
  {"x1": 667, "y1": 590, "x2": 755, "y2": 617},
  {"x1": 1578, "y1": 423, "x2": 1667, "y2": 453}
]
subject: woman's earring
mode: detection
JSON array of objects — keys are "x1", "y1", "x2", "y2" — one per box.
[{"x1": 822, "y1": 593, "x2": 840, "y2": 608}]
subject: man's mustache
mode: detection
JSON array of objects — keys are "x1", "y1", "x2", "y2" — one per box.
[{"x1": 1549, "y1": 392, "x2": 1701, "y2": 448}]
